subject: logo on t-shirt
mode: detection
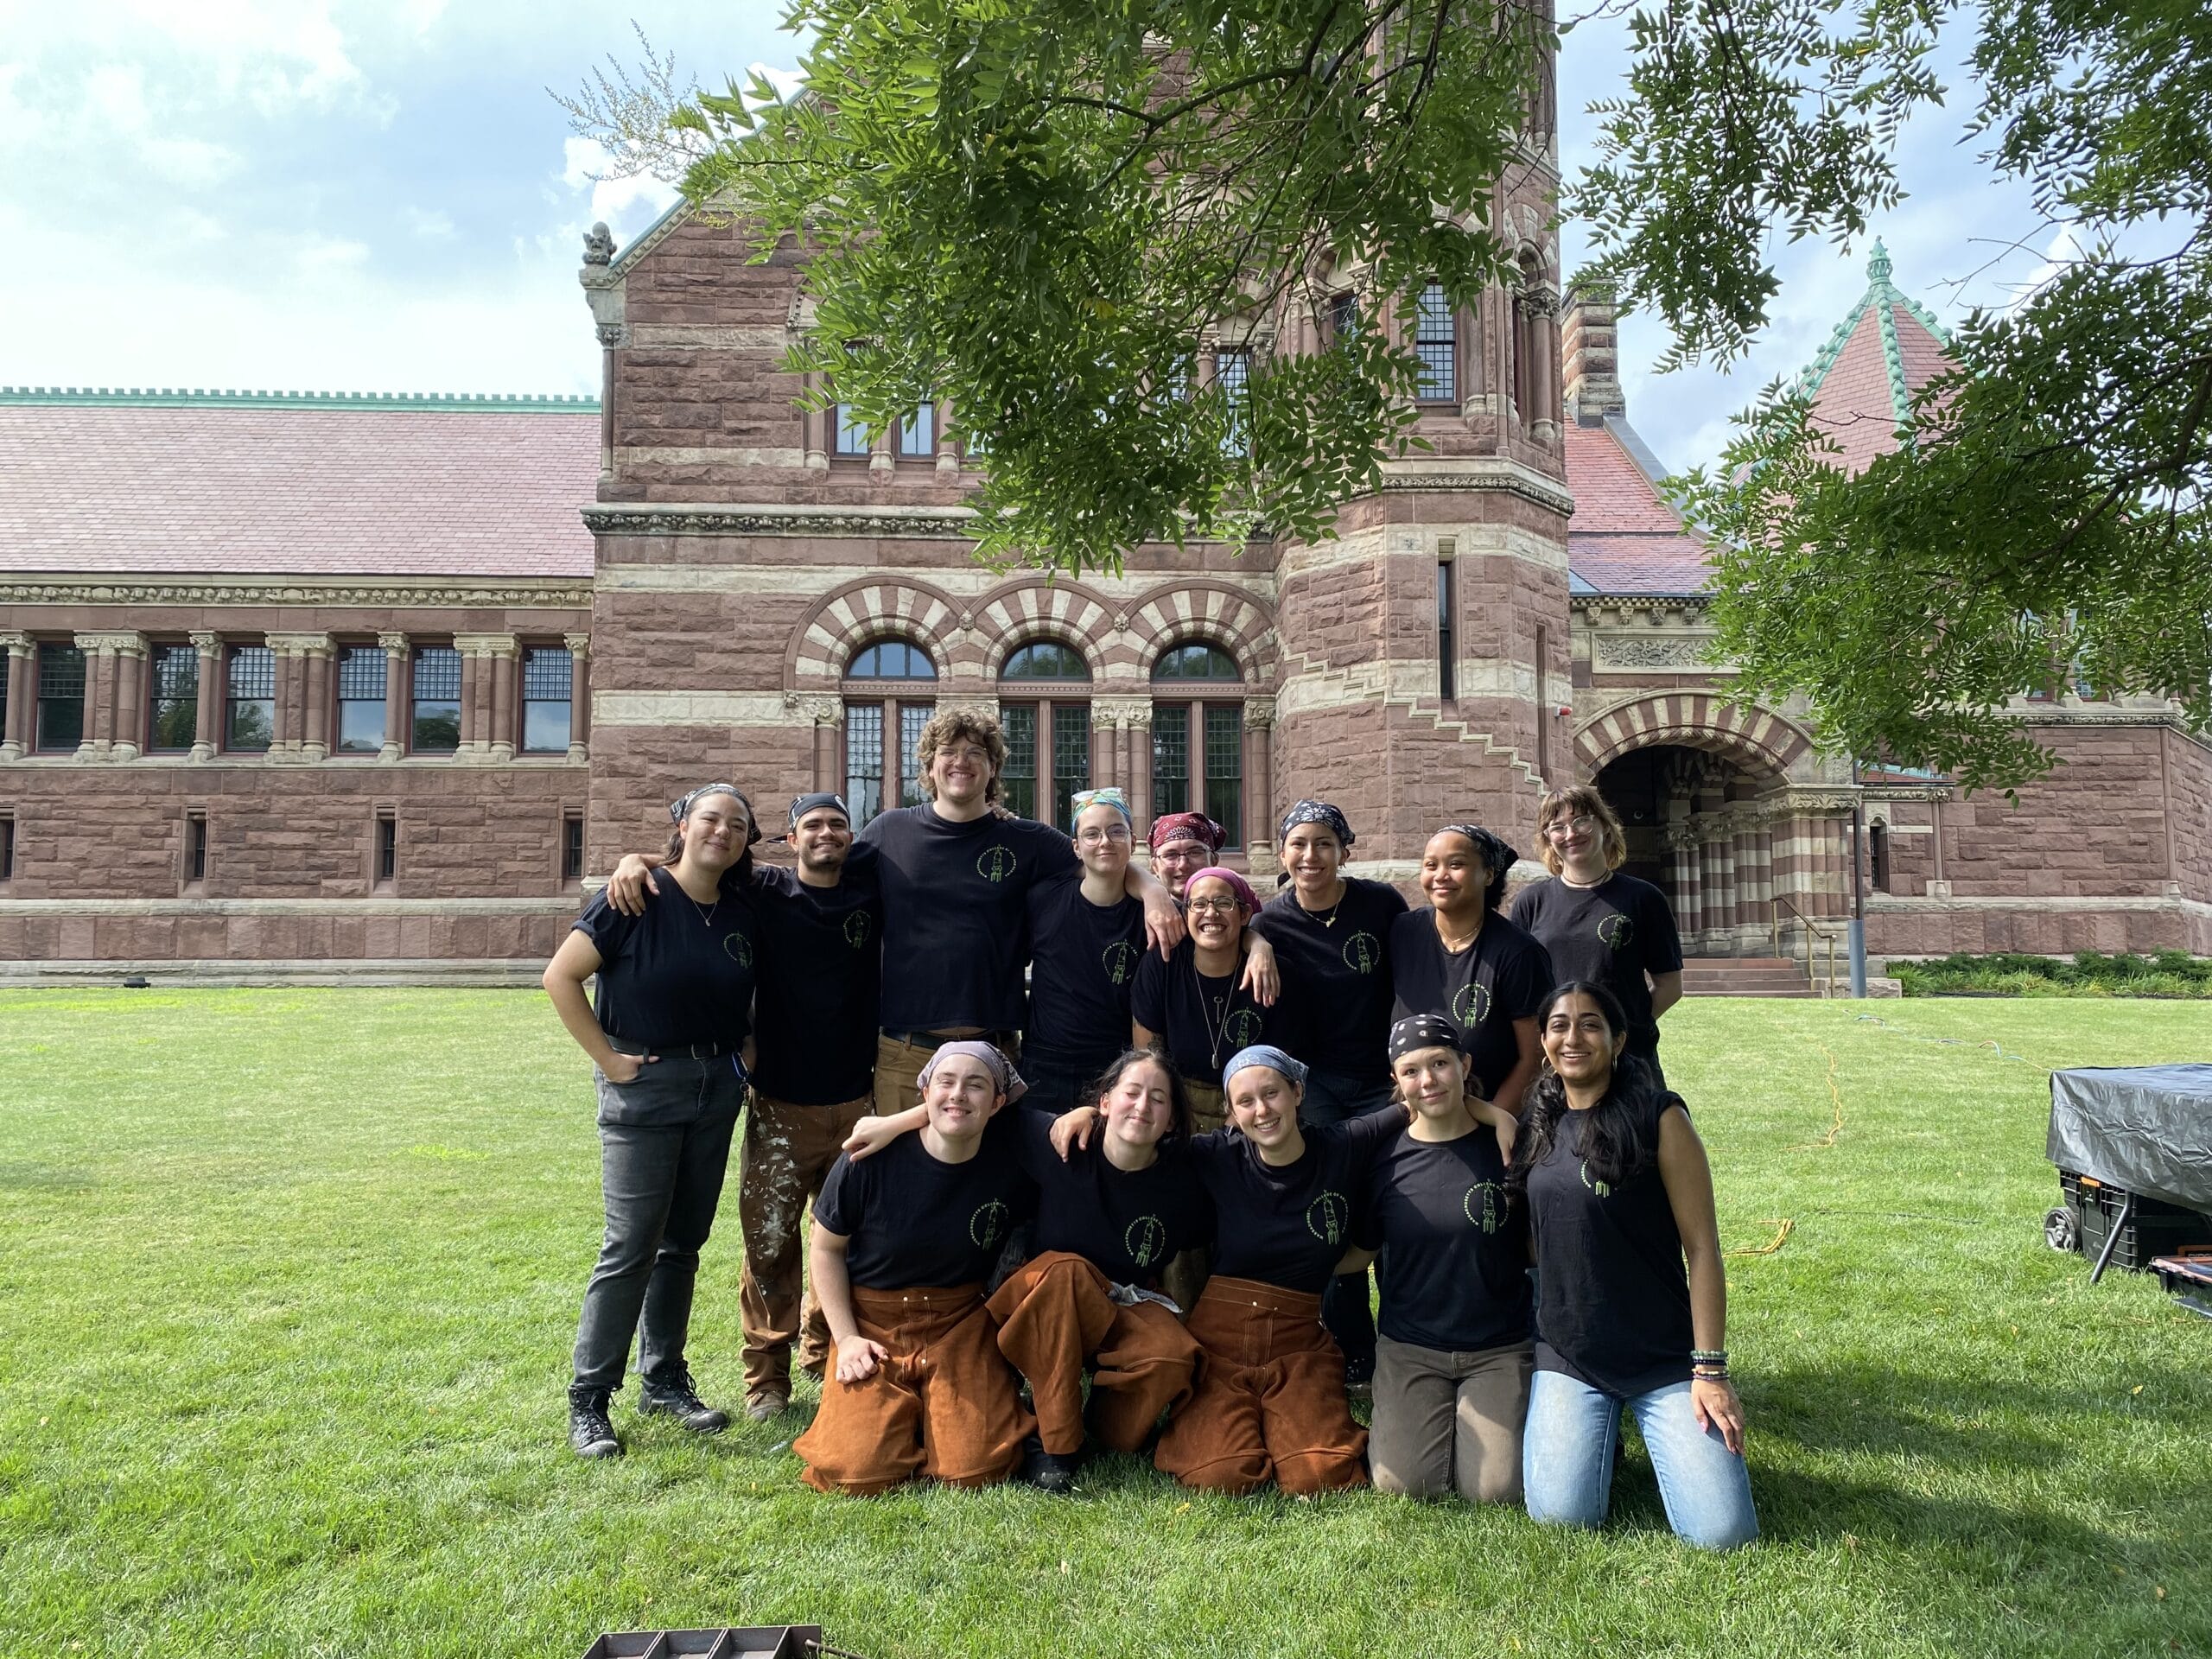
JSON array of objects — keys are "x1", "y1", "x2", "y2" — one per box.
[
  {"x1": 1579, "y1": 1160, "x2": 1613, "y2": 1199},
  {"x1": 969, "y1": 1198, "x2": 1011, "y2": 1249},
  {"x1": 1342, "y1": 931, "x2": 1383, "y2": 975},
  {"x1": 1102, "y1": 939, "x2": 1141, "y2": 985},
  {"x1": 1463, "y1": 1181, "x2": 1506, "y2": 1234},
  {"x1": 1452, "y1": 981, "x2": 1493, "y2": 1028},
  {"x1": 1124, "y1": 1214, "x2": 1169, "y2": 1268},
  {"x1": 1224, "y1": 1006, "x2": 1263, "y2": 1049},
  {"x1": 976, "y1": 845, "x2": 1020, "y2": 883},
  {"x1": 723, "y1": 931, "x2": 753, "y2": 969},
  {"x1": 842, "y1": 910, "x2": 872, "y2": 950},
  {"x1": 1306, "y1": 1190, "x2": 1351, "y2": 1246},
  {"x1": 1596, "y1": 912, "x2": 1636, "y2": 951}
]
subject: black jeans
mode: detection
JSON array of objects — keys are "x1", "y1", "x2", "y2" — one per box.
[
  {"x1": 570, "y1": 1051, "x2": 745, "y2": 1393},
  {"x1": 1300, "y1": 1068, "x2": 1397, "y2": 1375}
]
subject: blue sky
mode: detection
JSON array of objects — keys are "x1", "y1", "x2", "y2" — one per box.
[{"x1": 0, "y1": 1, "x2": 2066, "y2": 472}]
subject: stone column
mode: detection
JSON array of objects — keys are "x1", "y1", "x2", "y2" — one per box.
[
  {"x1": 1090, "y1": 702, "x2": 1121, "y2": 793},
  {"x1": 265, "y1": 633, "x2": 333, "y2": 761},
  {"x1": 1696, "y1": 821, "x2": 1729, "y2": 944},
  {"x1": 785, "y1": 693, "x2": 842, "y2": 791},
  {"x1": 109, "y1": 635, "x2": 148, "y2": 760},
  {"x1": 563, "y1": 632, "x2": 592, "y2": 760},
  {"x1": 1127, "y1": 702, "x2": 1154, "y2": 845},
  {"x1": 453, "y1": 633, "x2": 515, "y2": 762},
  {"x1": 0, "y1": 632, "x2": 29, "y2": 758},
  {"x1": 1730, "y1": 808, "x2": 1768, "y2": 931},
  {"x1": 1527, "y1": 289, "x2": 1562, "y2": 441},
  {"x1": 378, "y1": 632, "x2": 409, "y2": 760},
  {"x1": 1665, "y1": 823, "x2": 1703, "y2": 953},
  {"x1": 802, "y1": 372, "x2": 830, "y2": 471},
  {"x1": 1245, "y1": 696, "x2": 1276, "y2": 863},
  {"x1": 934, "y1": 398, "x2": 958, "y2": 475},
  {"x1": 869, "y1": 425, "x2": 894, "y2": 480},
  {"x1": 188, "y1": 632, "x2": 220, "y2": 761},
  {"x1": 300, "y1": 636, "x2": 332, "y2": 761},
  {"x1": 75, "y1": 632, "x2": 146, "y2": 759},
  {"x1": 487, "y1": 638, "x2": 518, "y2": 763}
]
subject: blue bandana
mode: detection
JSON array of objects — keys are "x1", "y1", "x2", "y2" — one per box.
[{"x1": 1222, "y1": 1045, "x2": 1310, "y2": 1089}]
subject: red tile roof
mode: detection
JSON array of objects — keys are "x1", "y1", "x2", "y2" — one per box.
[
  {"x1": 1562, "y1": 418, "x2": 1713, "y2": 594},
  {"x1": 0, "y1": 391, "x2": 600, "y2": 577},
  {"x1": 1562, "y1": 420, "x2": 1683, "y2": 533}
]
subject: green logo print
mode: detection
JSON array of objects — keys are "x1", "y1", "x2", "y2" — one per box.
[
  {"x1": 1579, "y1": 1161, "x2": 1612, "y2": 1199},
  {"x1": 1102, "y1": 940, "x2": 1140, "y2": 985},
  {"x1": 723, "y1": 931, "x2": 753, "y2": 969},
  {"x1": 969, "y1": 1199, "x2": 1011, "y2": 1249},
  {"x1": 976, "y1": 845, "x2": 1019, "y2": 882},
  {"x1": 1596, "y1": 912, "x2": 1635, "y2": 951},
  {"x1": 1124, "y1": 1214, "x2": 1168, "y2": 1269},
  {"x1": 842, "y1": 910, "x2": 872, "y2": 950},
  {"x1": 1305, "y1": 1191, "x2": 1350, "y2": 1246},
  {"x1": 1463, "y1": 1182, "x2": 1505, "y2": 1234},
  {"x1": 1342, "y1": 931, "x2": 1382, "y2": 975},
  {"x1": 1224, "y1": 1007, "x2": 1263, "y2": 1048},
  {"x1": 1452, "y1": 981, "x2": 1493, "y2": 1029}
]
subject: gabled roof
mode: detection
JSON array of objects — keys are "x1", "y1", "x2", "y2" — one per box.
[
  {"x1": 0, "y1": 388, "x2": 601, "y2": 578},
  {"x1": 1792, "y1": 241, "x2": 1955, "y2": 473},
  {"x1": 1563, "y1": 415, "x2": 1713, "y2": 598}
]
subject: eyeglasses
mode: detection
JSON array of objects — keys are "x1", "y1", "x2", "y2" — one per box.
[
  {"x1": 1077, "y1": 825, "x2": 1133, "y2": 845},
  {"x1": 937, "y1": 746, "x2": 992, "y2": 766},
  {"x1": 1186, "y1": 897, "x2": 1243, "y2": 916},
  {"x1": 1544, "y1": 815, "x2": 1599, "y2": 840}
]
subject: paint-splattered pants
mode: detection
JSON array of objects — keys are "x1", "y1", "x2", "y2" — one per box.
[
  {"x1": 738, "y1": 1090, "x2": 874, "y2": 1399},
  {"x1": 987, "y1": 1251, "x2": 1201, "y2": 1456}
]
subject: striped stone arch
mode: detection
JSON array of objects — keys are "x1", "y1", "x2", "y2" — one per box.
[
  {"x1": 1127, "y1": 582, "x2": 1278, "y2": 683},
  {"x1": 788, "y1": 577, "x2": 963, "y2": 686},
  {"x1": 973, "y1": 580, "x2": 1116, "y2": 677},
  {"x1": 1576, "y1": 693, "x2": 1813, "y2": 779}
]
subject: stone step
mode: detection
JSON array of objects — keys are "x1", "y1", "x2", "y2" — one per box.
[{"x1": 1680, "y1": 957, "x2": 1817, "y2": 997}]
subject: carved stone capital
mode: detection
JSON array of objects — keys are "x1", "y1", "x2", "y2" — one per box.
[
  {"x1": 452, "y1": 632, "x2": 518, "y2": 658},
  {"x1": 264, "y1": 632, "x2": 334, "y2": 657},
  {"x1": 378, "y1": 632, "x2": 411, "y2": 655},
  {"x1": 1090, "y1": 696, "x2": 1152, "y2": 730},
  {"x1": 1243, "y1": 696, "x2": 1276, "y2": 731},
  {"x1": 1772, "y1": 785, "x2": 1863, "y2": 816},
  {"x1": 74, "y1": 630, "x2": 148, "y2": 657},
  {"x1": 0, "y1": 631, "x2": 30, "y2": 654},
  {"x1": 563, "y1": 632, "x2": 592, "y2": 661},
  {"x1": 189, "y1": 630, "x2": 220, "y2": 655},
  {"x1": 783, "y1": 691, "x2": 844, "y2": 726}
]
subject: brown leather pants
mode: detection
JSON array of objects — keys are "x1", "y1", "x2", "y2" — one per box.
[
  {"x1": 987, "y1": 1251, "x2": 1201, "y2": 1456},
  {"x1": 1154, "y1": 1276, "x2": 1370, "y2": 1496},
  {"x1": 793, "y1": 1284, "x2": 1033, "y2": 1495}
]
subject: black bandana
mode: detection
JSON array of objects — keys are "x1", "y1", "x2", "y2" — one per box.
[
  {"x1": 1278, "y1": 798, "x2": 1356, "y2": 849},
  {"x1": 668, "y1": 783, "x2": 761, "y2": 845},
  {"x1": 1440, "y1": 823, "x2": 1518, "y2": 874},
  {"x1": 789, "y1": 791, "x2": 852, "y2": 828},
  {"x1": 1389, "y1": 1013, "x2": 1464, "y2": 1064}
]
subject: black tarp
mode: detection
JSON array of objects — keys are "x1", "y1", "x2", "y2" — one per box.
[{"x1": 2048, "y1": 1064, "x2": 2212, "y2": 1213}]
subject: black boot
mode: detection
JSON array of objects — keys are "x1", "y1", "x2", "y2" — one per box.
[
  {"x1": 639, "y1": 1367, "x2": 730, "y2": 1433},
  {"x1": 1020, "y1": 1432, "x2": 1079, "y2": 1493},
  {"x1": 568, "y1": 1385, "x2": 622, "y2": 1459}
]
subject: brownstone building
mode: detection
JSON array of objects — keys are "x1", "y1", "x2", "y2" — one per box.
[{"x1": 3, "y1": 223, "x2": 2205, "y2": 985}]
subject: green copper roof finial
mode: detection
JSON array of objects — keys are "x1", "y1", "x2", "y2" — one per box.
[{"x1": 1867, "y1": 238, "x2": 1893, "y2": 288}]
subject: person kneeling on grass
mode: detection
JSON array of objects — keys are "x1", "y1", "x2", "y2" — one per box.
[
  {"x1": 1510, "y1": 981, "x2": 1758, "y2": 1550},
  {"x1": 843, "y1": 1048, "x2": 1211, "y2": 1491},
  {"x1": 1059, "y1": 1045, "x2": 1391, "y2": 1496},
  {"x1": 542, "y1": 782, "x2": 760, "y2": 1460},
  {"x1": 1358, "y1": 1014, "x2": 1533, "y2": 1506},
  {"x1": 793, "y1": 1042, "x2": 1039, "y2": 1495}
]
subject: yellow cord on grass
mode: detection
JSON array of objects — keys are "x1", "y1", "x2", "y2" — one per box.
[{"x1": 1726, "y1": 1217, "x2": 1796, "y2": 1258}]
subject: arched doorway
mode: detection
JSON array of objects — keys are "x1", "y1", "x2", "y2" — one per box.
[{"x1": 1594, "y1": 743, "x2": 1783, "y2": 957}]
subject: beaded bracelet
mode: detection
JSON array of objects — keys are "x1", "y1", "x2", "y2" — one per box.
[{"x1": 1691, "y1": 1348, "x2": 1728, "y2": 1365}]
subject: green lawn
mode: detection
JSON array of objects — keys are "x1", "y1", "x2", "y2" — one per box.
[{"x1": 2, "y1": 991, "x2": 2206, "y2": 1658}]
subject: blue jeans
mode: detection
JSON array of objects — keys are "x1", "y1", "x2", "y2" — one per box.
[
  {"x1": 1522, "y1": 1370, "x2": 1759, "y2": 1550},
  {"x1": 1300, "y1": 1070, "x2": 1396, "y2": 1374}
]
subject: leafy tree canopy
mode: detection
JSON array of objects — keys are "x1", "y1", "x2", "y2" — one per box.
[{"x1": 567, "y1": 0, "x2": 2212, "y2": 790}]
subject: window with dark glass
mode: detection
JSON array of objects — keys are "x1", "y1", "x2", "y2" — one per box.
[
  {"x1": 148, "y1": 643, "x2": 199, "y2": 753},
  {"x1": 522, "y1": 646, "x2": 574, "y2": 753},
  {"x1": 1437, "y1": 558, "x2": 1457, "y2": 702},
  {"x1": 35, "y1": 644, "x2": 86, "y2": 753},
  {"x1": 1215, "y1": 346, "x2": 1251, "y2": 453},
  {"x1": 563, "y1": 811, "x2": 586, "y2": 883},
  {"x1": 1330, "y1": 290, "x2": 1359, "y2": 347},
  {"x1": 336, "y1": 646, "x2": 387, "y2": 754},
  {"x1": 411, "y1": 646, "x2": 461, "y2": 753},
  {"x1": 184, "y1": 810, "x2": 208, "y2": 885},
  {"x1": 0, "y1": 814, "x2": 15, "y2": 881},
  {"x1": 898, "y1": 402, "x2": 936, "y2": 457},
  {"x1": 1150, "y1": 640, "x2": 1243, "y2": 846},
  {"x1": 999, "y1": 639, "x2": 1092, "y2": 825},
  {"x1": 842, "y1": 637, "x2": 938, "y2": 826},
  {"x1": 224, "y1": 645, "x2": 275, "y2": 753},
  {"x1": 834, "y1": 404, "x2": 869, "y2": 456},
  {"x1": 1415, "y1": 283, "x2": 1456, "y2": 400},
  {"x1": 1869, "y1": 823, "x2": 1892, "y2": 894},
  {"x1": 375, "y1": 812, "x2": 398, "y2": 887}
]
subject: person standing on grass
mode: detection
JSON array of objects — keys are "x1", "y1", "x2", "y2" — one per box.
[
  {"x1": 1390, "y1": 823, "x2": 1554, "y2": 1117},
  {"x1": 841, "y1": 1048, "x2": 1211, "y2": 1491},
  {"x1": 543, "y1": 783, "x2": 760, "y2": 1460},
  {"x1": 793, "y1": 1043, "x2": 1039, "y2": 1494},
  {"x1": 1020, "y1": 789, "x2": 1151, "y2": 1118},
  {"x1": 1054, "y1": 1045, "x2": 1394, "y2": 1496},
  {"x1": 1509, "y1": 786, "x2": 1684, "y2": 1089},
  {"x1": 1510, "y1": 981, "x2": 1758, "y2": 1550},
  {"x1": 1250, "y1": 799, "x2": 1408, "y2": 1394},
  {"x1": 1147, "y1": 810, "x2": 1228, "y2": 900},
  {"x1": 1359, "y1": 1014, "x2": 1534, "y2": 1506}
]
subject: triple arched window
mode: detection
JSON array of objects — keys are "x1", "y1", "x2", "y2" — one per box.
[{"x1": 1150, "y1": 641, "x2": 1243, "y2": 846}]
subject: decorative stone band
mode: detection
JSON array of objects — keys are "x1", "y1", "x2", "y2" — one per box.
[
  {"x1": 582, "y1": 503, "x2": 978, "y2": 539},
  {"x1": 1592, "y1": 632, "x2": 1732, "y2": 672},
  {"x1": 1375, "y1": 463, "x2": 1574, "y2": 519},
  {"x1": 0, "y1": 896, "x2": 579, "y2": 917},
  {"x1": 593, "y1": 691, "x2": 796, "y2": 727},
  {"x1": 73, "y1": 631, "x2": 149, "y2": 655},
  {"x1": 0, "y1": 576, "x2": 592, "y2": 608}
]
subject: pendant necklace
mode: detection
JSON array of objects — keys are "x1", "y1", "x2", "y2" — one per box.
[
  {"x1": 1299, "y1": 887, "x2": 1345, "y2": 929},
  {"x1": 1199, "y1": 953, "x2": 1241, "y2": 1069},
  {"x1": 686, "y1": 889, "x2": 721, "y2": 929}
]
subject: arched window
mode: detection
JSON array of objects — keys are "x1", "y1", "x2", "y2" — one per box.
[
  {"x1": 998, "y1": 638, "x2": 1092, "y2": 826},
  {"x1": 1150, "y1": 639, "x2": 1243, "y2": 846},
  {"x1": 1415, "y1": 283, "x2": 1456, "y2": 402},
  {"x1": 843, "y1": 636, "x2": 939, "y2": 823}
]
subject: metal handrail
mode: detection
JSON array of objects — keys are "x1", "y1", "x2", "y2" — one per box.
[{"x1": 1770, "y1": 894, "x2": 1843, "y2": 996}]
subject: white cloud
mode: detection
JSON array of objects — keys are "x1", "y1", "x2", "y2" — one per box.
[
  {"x1": 141, "y1": 137, "x2": 245, "y2": 188},
  {"x1": 560, "y1": 135, "x2": 682, "y2": 230},
  {"x1": 404, "y1": 206, "x2": 457, "y2": 239},
  {"x1": 293, "y1": 235, "x2": 371, "y2": 273}
]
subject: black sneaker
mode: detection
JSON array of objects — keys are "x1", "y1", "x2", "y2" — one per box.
[
  {"x1": 639, "y1": 1368, "x2": 730, "y2": 1433},
  {"x1": 1020, "y1": 1432, "x2": 1079, "y2": 1493},
  {"x1": 568, "y1": 1386, "x2": 622, "y2": 1459}
]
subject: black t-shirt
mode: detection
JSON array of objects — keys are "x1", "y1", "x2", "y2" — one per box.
[
  {"x1": 1023, "y1": 869, "x2": 1147, "y2": 1068},
  {"x1": 1389, "y1": 908, "x2": 1556, "y2": 1100},
  {"x1": 1524, "y1": 1093, "x2": 1694, "y2": 1398},
  {"x1": 748, "y1": 848, "x2": 884, "y2": 1105},
  {"x1": 812, "y1": 1112, "x2": 1038, "y2": 1291},
  {"x1": 1189, "y1": 1108, "x2": 1400, "y2": 1293},
  {"x1": 1129, "y1": 939, "x2": 1277, "y2": 1087},
  {"x1": 1251, "y1": 878, "x2": 1410, "y2": 1083},
  {"x1": 1359, "y1": 1125, "x2": 1532, "y2": 1352},
  {"x1": 1508, "y1": 874, "x2": 1683, "y2": 1052},
  {"x1": 1013, "y1": 1113, "x2": 1215, "y2": 1287},
  {"x1": 858, "y1": 804, "x2": 1081, "y2": 1033},
  {"x1": 573, "y1": 876, "x2": 758, "y2": 1052}
]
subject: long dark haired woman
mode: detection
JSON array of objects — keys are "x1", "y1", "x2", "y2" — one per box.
[
  {"x1": 543, "y1": 783, "x2": 760, "y2": 1459},
  {"x1": 1509, "y1": 981, "x2": 1757, "y2": 1548}
]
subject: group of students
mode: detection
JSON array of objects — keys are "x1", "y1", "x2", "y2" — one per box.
[{"x1": 541, "y1": 708, "x2": 1759, "y2": 1548}]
